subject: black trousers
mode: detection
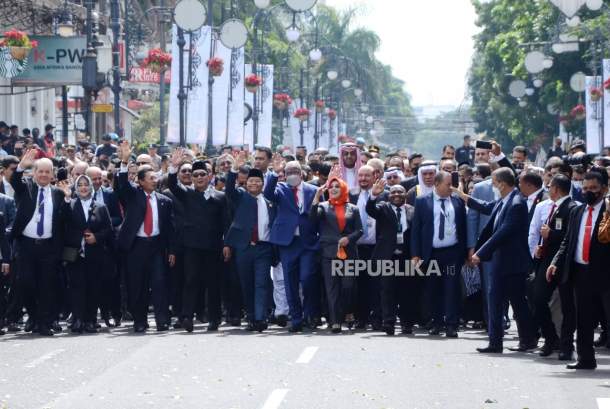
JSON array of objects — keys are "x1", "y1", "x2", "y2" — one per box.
[
  {"x1": 99, "y1": 249, "x2": 122, "y2": 321},
  {"x1": 533, "y1": 260, "x2": 576, "y2": 352},
  {"x1": 380, "y1": 253, "x2": 422, "y2": 327},
  {"x1": 66, "y1": 255, "x2": 102, "y2": 323},
  {"x1": 573, "y1": 263, "x2": 610, "y2": 362},
  {"x1": 169, "y1": 249, "x2": 185, "y2": 318},
  {"x1": 222, "y1": 257, "x2": 243, "y2": 321},
  {"x1": 15, "y1": 237, "x2": 59, "y2": 328},
  {"x1": 125, "y1": 237, "x2": 169, "y2": 327},
  {"x1": 182, "y1": 247, "x2": 222, "y2": 323},
  {"x1": 356, "y1": 244, "x2": 381, "y2": 325},
  {"x1": 321, "y1": 256, "x2": 357, "y2": 325}
]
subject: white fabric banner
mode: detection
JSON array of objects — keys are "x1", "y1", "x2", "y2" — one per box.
[
  {"x1": 288, "y1": 99, "x2": 314, "y2": 152},
  {"x1": 211, "y1": 43, "x2": 232, "y2": 146},
  {"x1": 226, "y1": 47, "x2": 245, "y2": 146},
  {"x1": 585, "y1": 76, "x2": 602, "y2": 154},
  {"x1": 167, "y1": 25, "x2": 211, "y2": 144},
  {"x1": 244, "y1": 64, "x2": 274, "y2": 148},
  {"x1": 603, "y1": 59, "x2": 610, "y2": 147}
]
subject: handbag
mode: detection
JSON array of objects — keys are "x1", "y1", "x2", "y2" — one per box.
[
  {"x1": 461, "y1": 264, "x2": 481, "y2": 297},
  {"x1": 62, "y1": 247, "x2": 79, "y2": 263}
]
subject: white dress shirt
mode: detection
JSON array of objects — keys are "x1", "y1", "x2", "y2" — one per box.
[
  {"x1": 357, "y1": 188, "x2": 376, "y2": 245},
  {"x1": 2, "y1": 177, "x2": 14, "y2": 198},
  {"x1": 255, "y1": 194, "x2": 270, "y2": 242},
  {"x1": 344, "y1": 167, "x2": 358, "y2": 193},
  {"x1": 93, "y1": 188, "x2": 105, "y2": 206},
  {"x1": 528, "y1": 198, "x2": 552, "y2": 257},
  {"x1": 23, "y1": 184, "x2": 53, "y2": 239},
  {"x1": 574, "y1": 200, "x2": 604, "y2": 265},
  {"x1": 137, "y1": 191, "x2": 160, "y2": 237},
  {"x1": 432, "y1": 191, "x2": 458, "y2": 248},
  {"x1": 527, "y1": 188, "x2": 544, "y2": 212}
]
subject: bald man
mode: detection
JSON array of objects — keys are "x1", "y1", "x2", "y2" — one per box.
[{"x1": 11, "y1": 150, "x2": 66, "y2": 336}]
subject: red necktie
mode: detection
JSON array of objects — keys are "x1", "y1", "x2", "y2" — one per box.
[
  {"x1": 144, "y1": 194, "x2": 153, "y2": 237},
  {"x1": 582, "y1": 206, "x2": 594, "y2": 263},
  {"x1": 292, "y1": 186, "x2": 299, "y2": 208},
  {"x1": 251, "y1": 198, "x2": 259, "y2": 243},
  {"x1": 545, "y1": 203, "x2": 557, "y2": 225}
]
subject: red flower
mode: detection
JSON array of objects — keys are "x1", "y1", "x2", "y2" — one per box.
[
  {"x1": 245, "y1": 74, "x2": 263, "y2": 87},
  {"x1": 315, "y1": 100, "x2": 325, "y2": 108},
  {"x1": 293, "y1": 108, "x2": 311, "y2": 119},
  {"x1": 143, "y1": 48, "x2": 171, "y2": 68},
  {"x1": 604, "y1": 78, "x2": 610, "y2": 91},
  {"x1": 274, "y1": 94, "x2": 292, "y2": 104},
  {"x1": 327, "y1": 109, "x2": 337, "y2": 120},
  {"x1": 570, "y1": 104, "x2": 585, "y2": 118},
  {"x1": 30, "y1": 40, "x2": 38, "y2": 48}
]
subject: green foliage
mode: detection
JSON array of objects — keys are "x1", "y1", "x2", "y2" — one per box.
[{"x1": 131, "y1": 101, "x2": 161, "y2": 146}]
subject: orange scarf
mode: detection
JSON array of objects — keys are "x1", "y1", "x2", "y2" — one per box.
[{"x1": 327, "y1": 176, "x2": 349, "y2": 232}]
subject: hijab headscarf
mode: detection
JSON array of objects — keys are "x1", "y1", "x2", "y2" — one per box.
[
  {"x1": 75, "y1": 174, "x2": 94, "y2": 201},
  {"x1": 327, "y1": 176, "x2": 349, "y2": 232}
]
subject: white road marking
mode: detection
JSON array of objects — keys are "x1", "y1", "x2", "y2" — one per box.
[
  {"x1": 261, "y1": 389, "x2": 289, "y2": 409},
  {"x1": 597, "y1": 398, "x2": 610, "y2": 409},
  {"x1": 296, "y1": 346, "x2": 318, "y2": 364},
  {"x1": 24, "y1": 349, "x2": 65, "y2": 369}
]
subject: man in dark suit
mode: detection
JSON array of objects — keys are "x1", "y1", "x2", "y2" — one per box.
[
  {"x1": 87, "y1": 166, "x2": 123, "y2": 328},
  {"x1": 264, "y1": 155, "x2": 319, "y2": 332},
  {"x1": 117, "y1": 142, "x2": 175, "y2": 333},
  {"x1": 366, "y1": 180, "x2": 417, "y2": 335},
  {"x1": 411, "y1": 171, "x2": 468, "y2": 338},
  {"x1": 168, "y1": 149, "x2": 229, "y2": 332},
  {"x1": 547, "y1": 170, "x2": 610, "y2": 370},
  {"x1": 0, "y1": 198, "x2": 13, "y2": 335},
  {"x1": 463, "y1": 167, "x2": 538, "y2": 353},
  {"x1": 10, "y1": 149, "x2": 65, "y2": 336},
  {"x1": 225, "y1": 152, "x2": 276, "y2": 332},
  {"x1": 530, "y1": 174, "x2": 577, "y2": 359},
  {"x1": 520, "y1": 172, "x2": 546, "y2": 224}
]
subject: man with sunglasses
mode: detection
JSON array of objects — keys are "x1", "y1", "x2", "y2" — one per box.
[{"x1": 169, "y1": 149, "x2": 229, "y2": 332}]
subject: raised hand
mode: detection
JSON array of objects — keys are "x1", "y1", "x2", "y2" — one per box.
[
  {"x1": 491, "y1": 140, "x2": 502, "y2": 157},
  {"x1": 328, "y1": 164, "x2": 342, "y2": 180},
  {"x1": 371, "y1": 178, "x2": 386, "y2": 196},
  {"x1": 313, "y1": 185, "x2": 327, "y2": 205},
  {"x1": 18, "y1": 149, "x2": 37, "y2": 170},
  {"x1": 119, "y1": 141, "x2": 132, "y2": 163},
  {"x1": 57, "y1": 180, "x2": 72, "y2": 198},
  {"x1": 271, "y1": 153, "x2": 284, "y2": 173},
  {"x1": 171, "y1": 147, "x2": 184, "y2": 169},
  {"x1": 234, "y1": 150, "x2": 247, "y2": 171}
]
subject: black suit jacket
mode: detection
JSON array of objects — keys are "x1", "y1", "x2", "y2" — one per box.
[
  {"x1": 538, "y1": 197, "x2": 577, "y2": 264},
  {"x1": 117, "y1": 171, "x2": 174, "y2": 253},
  {"x1": 551, "y1": 202, "x2": 610, "y2": 290},
  {"x1": 10, "y1": 169, "x2": 65, "y2": 253},
  {"x1": 366, "y1": 199, "x2": 414, "y2": 260},
  {"x1": 62, "y1": 198, "x2": 113, "y2": 260},
  {"x1": 309, "y1": 202, "x2": 363, "y2": 259},
  {"x1": 168, "y1": 172, "x2": 229, "y2": 251}
]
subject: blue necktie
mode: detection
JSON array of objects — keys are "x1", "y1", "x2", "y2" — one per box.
[
  {"x1": 37, "y1": 188, "x2": 45, "y2": 237},
  {"x1": 360, "y1": 190, "x2": 369, "y2": 237},
  {"x1": 439, "y1": 198, "x2": 446, "y2": 240}
]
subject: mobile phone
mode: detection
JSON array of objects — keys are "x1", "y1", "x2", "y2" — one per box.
[
  {"x1": 451, "y1": 171, "x2": 460, "y2": 188},
  {"x1": 475, "y1": 140, "x2": 492, "y2": 150}
]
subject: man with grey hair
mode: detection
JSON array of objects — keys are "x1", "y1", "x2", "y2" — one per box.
[{"x1": 10, "y1": 150, "x2": 66, "y2": 336}]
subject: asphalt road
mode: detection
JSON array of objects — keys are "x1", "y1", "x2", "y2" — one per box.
[{"x1": 1, "y1": 320, "x2": 609, "y2": 409}]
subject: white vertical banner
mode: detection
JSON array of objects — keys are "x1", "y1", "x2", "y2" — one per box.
[
  {"x1": 318, "y1": 113, "x2": 330, "y2": 151},
  {"x1": 585, "y1": 76, "x2": 602, "y2": 154},
  {"x1": 167, "y1": 25, "x2": 211, "y2": 144},
  {"x1": 329, "y1": 119, "x2": 339, "y2": 155},
  {"x1": 244, "y1": 64, "x2": 274, "y2": 148},
  {"x1": 227, "y1": 47, "x2": 244, "y2": 146},
  {"x1": 603, "y1": 59, "x2": 610, "y2": 147},
  {"x1": 211, "y1": 43, "x2": 232, "y2": 146}
]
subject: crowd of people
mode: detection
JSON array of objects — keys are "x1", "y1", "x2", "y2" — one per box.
[{"x1": 0, "y1": 120, "x2": 609, "y2": 371}]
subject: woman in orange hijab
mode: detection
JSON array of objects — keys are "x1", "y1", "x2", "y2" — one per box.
[{"x1": 309, "y1": 176, "x2": 363, "y2": 333}]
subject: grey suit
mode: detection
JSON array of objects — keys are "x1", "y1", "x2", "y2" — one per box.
[{"x1": 309, "y1": 202, "x2": 363, "y2": 325}]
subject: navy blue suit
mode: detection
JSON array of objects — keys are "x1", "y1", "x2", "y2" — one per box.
[
  {"x1": 468, "y1": 189, "x2": 537, "y2": 347},
  {"x1": 411, "y1": 192, "x2": 467, "y2": 329},
  {"x1": 225, "y1": 171, "x2": 276, "y2": 323},
  {"x1": 264, "y1": 173, "x2": 320, "y2": 327}
]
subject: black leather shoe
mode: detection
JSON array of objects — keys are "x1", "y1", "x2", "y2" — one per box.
[
  {"x1": 182, "y1": 318, "x2": 194, "y2": 333},
  {"x1": 51, "y1": 321, "x2": 62, "y2": 333},
  {"x1": 331, "y1": 324, "x2": 342, "y2": 334},
  {"x1": 256, "y1": 321, "x2": 268, "y2": 333},
  {"x1": 0, "y1": 329, "x2": 4, "y2": 336},
  {"x1": 503, "y1": 318, "x2": 511, "y2": 330},
  {"x1": 245, "y1": 322, "x2": 256, "y2": 331},
  {"x1": 38, "y1": 326, "x2": 54, "y2": 336},
  {"x1": 558, "y1": 350, "x2": 573, "y2": 361},
  {"x1": 173, "y1": 321, "x2": 183, "y2": 329},
  {"x1": 157, "y1": 324, "x2": 169, "y2": 332},
  {"x1": 477, "y1": 345, "x2": 503, "y2": 353},
  {"x1": 229, "y1": 318, "x2": 242, "y2": 327},
  {"x1": 207, "y1": 321, "x2": 219, "y2": 332},
  {"x1": 428, "y1": 326, "x2": 441, "y2": 336},
  {"x1": 355, "y1": 321, "x2": 367, "y2": 330},
  {"x1": 382, "y1": 323, "x2": 395, "y2": 336},
  {"x1": 288, "y1": 324, "x2": 303, "y2": 333},
  {"x1": 104, "y1": 318, "x2": 117, "y2": 328},
  {"x1": 539, "y1": 341, "x2": 559, "y2": 357},
  {"x1": 71, "y1": 319, "x2": 84, "y2": 333},
  {"x1": 24, "y1": 319, "x2": 36, "y2": 333},
  {"x1": 84, "y1": 323, "x2": 98, "y2": 333},
  {"x1": 6, "y1": 322, "x2": 21, "y2": 332},
  {"x1": 594, "y1": 332, "x2": 607, "y2": 347},
  {"x1": 275, "y1": 315, "x2": 288, "y2": 328},
  {"x1": 371, "y1": 320, "x2": 383, "y2": 331},
  {"x1": 566, "y1": 360, "x2": 597, "y2": 370},
  {"x1": 446, "y1": 328, "x2": 458, "y2": 338},
  {"x1": 508, "y1": 340, "x2": 538, "y2": 352},
  {"x1": 134, "y1": 323, "x2": 147, "y2": 333},
  {"x1": 401, "y1": 325, "x2": 413, "y2": 335}
]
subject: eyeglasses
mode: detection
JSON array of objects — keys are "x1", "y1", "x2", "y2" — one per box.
[
  {"x1": 219, "y1": 161, "x2": 232, "y2": 167},
  {"x1": 192, "y1": 172, "x2": 207, "y2": 178},
  {"x1": 136, "y1": 161, "x2": 150, "y2": 166},
  {"x1": 180, "y1": 169, "x2": 192, "y2": 174}
]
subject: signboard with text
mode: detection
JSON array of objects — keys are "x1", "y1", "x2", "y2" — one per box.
[
  {"x1": 128, "y1": 67, "x2": 171, "y2": 84},
  {"x1": 11, "y1": 36, "x2": 87, "y2": 86}
]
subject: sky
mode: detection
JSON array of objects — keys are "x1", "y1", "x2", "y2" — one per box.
[{"x1": 322, "y1": 0, "x2": 478, "y2": 108}]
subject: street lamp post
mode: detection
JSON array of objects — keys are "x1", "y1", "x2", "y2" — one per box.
[{"x1": 110, "y1": 0, "x2": 121, "y2": 135}]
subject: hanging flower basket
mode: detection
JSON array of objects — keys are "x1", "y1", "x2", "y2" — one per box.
[
  {"x1": 273, "y1": 93, "x2": 292, "y2": 110},
  {"x1": 206, "y1": 57, "x2": 224, "y2": 77},
  {"x1": 315, "y1": 99, "x2": 325, "y2": 113},
  {"x1": 604, "y1": 78, "x2": 610, "y2": 91},
  {"x1": 0, "y1": 30, "x2": 38, "y2": 61},
  {"x1": 570, "y1": 104, "x2": 586, "y2": 121},
  {"x1": 293, "y1": 107, "x2": 311, "y2": 122},
  {"x1": 327, "y1": 108, "x2": 337, "y2": 120},
  {"x1": 559, "y1": 115, "x2": 571, "y2": 127},
  {"x1": 590, "y1": 87, "x2": 602, "y2": 102},
  {"x1": 142, "y1": 48, "x2": 171, "y2": 73},
  {"x1": 245, "y1": 74, "x2": 263, "y2": 93}
]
